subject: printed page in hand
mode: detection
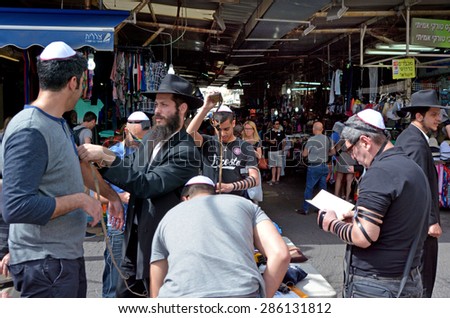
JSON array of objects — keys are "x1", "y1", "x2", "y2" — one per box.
[{"x1": 306, "y1": 189, "x2": 355, "y2": 219}]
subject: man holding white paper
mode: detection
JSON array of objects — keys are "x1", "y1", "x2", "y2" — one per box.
[{"x1": 317, "y1": 109, "x2": 430, "y2": 298}]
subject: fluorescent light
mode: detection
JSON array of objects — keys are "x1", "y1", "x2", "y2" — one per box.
[
  {"x1": 294, "y1": 81, "x2": 321, "y2": 86},
  {"x1": 0, "y1": 54, "x2": 19, "y2": 62},
  {"x1": 303, "y1": 23, "x2": 316, "y2": 36},
  {"x1": 375, "y1": 43, "x2": 436, "y2": 52},
  {"x1": 230, "y1": 54, "x2": 264, "y2": 58},
  {"x1": 365, "y1": 49, "x2": 420, "y2": 55},
  {"x1": 292, "y1": 87, "x2": 317, "y2": 91},
  {"x1": 233, "y1": 49, "x2": 279, "y2": 52},
  {"x1": 245, "y1": 38, "x2": 299, "y2": 41}
]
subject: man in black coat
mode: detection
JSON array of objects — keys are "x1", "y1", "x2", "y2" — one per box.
[
  {"x1": 79, "y1": 74, "x2": 202, "y2": 297},
  {"x1": 395, "y1": 89, "x2": 445, "y2": 297}
]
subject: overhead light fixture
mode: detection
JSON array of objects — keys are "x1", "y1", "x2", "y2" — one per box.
[
  {"x1": 87, "y1": 53, "x2": 96, "y2": 71},
  {"x1": 0, "y1": 54, "x2": 19, "y2": 62},
  {"x1": 375, "y1": 43, "x2": 436, "y2": 52},
  {"x1": 232, "y1": 49, "x2": 279, "y2": 52},
  {"x1": 168, "y1": 64, "x2": 175, "y2": 74},
  {"x1": 303, "y1": 22, "x2": 316, "y2": 36},
  {"x1": 327, "y1": 0, "x2": 348, "y2": 21},
  {"x1": 295, "y1": 81, "x2": 321, "y2": 85},
  {"x1": 245, "y1": 38, "x2": 299, "y2": 42},
  {"x1": 365, "y1": 49, "x2": 420, "y2": 55},
  {"x1": 292, "y1": 87, "x2": 317, "y2": 91},
  {"x1": 230, "y1": 54, "x2": 264, "y2": 58}
]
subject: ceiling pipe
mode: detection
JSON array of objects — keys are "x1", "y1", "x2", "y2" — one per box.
[
  {"x1": 137, "y1": 21, "x2": 223, "y2": 35},
  {"x1": 313, "y1": 10, "x2": 450, "y2": 18}
]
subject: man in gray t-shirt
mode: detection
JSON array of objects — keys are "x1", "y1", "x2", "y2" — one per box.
[
  {"x1": 296, "y1": 121, "x2": 334, "y2": 215},
  {"x1": 150, "y1": 176, "x2": 290, "y2": 298}
]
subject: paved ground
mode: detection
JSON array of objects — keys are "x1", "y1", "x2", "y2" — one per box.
[{"x1": 84, "y1": 168, "x2": 450, "y2": 298}]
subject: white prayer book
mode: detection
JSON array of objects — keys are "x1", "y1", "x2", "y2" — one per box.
[{"x1": 306, "y1": 189, "x2": 355, "y2": 219}]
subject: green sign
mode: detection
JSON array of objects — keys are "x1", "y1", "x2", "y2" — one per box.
[
  {"x1": 411, "y1": 18, "x2": 450, "y2": 49},
  {"x1": 392, "y1": 58, "x2": 416, "y2": 79}
]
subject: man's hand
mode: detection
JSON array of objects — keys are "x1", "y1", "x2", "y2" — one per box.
[
  {"x1": 80, "y1": 193, "x2": 104, "y2": 227},
  {"x1": 429, "y1": 223, "x2": 442, "y2": 238},
  {"x1": 107, "y1": 197, "x2": 125, "y2": 230},
  {"x1": 204, "y1": 92, "x2": 222, "y2": 112},
  {"x1": 1, "y1": 253, "x2": 10, "y2": 277},
  {"x1": 78, "y1": 144, "x2": 116, "y2": 167},
  {"x1": 215, "y1": 182, "x2": 234, "y2": 194},
  {"x1": 317, "y1": 209, "x2": 338, "y2": 232},
  {"x1": 118, "y1": 192, "x2": 130, "y2": 205}
]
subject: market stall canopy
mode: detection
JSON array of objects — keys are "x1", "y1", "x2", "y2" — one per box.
[{"x1": 0, "y1": 7, "x2": 129, "y2": 51}]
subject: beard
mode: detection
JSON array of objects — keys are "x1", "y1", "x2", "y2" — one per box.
[{"x1": 148, "y1": 108, "x2": 181, "y2": 146}]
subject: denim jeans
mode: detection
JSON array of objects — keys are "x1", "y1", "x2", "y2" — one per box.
[
  {"x1": 102, "y1": 227, "x2": 124, "y2": 298},
  {"x1": 303, "y1": 164, "x2": 329, "y2": 210},
  {"x1": 9, "y1": 256, "x2": 86, "y2": 298},
  {"x1": 344, "y1": 267, "x2": 423, "y2": 298}
]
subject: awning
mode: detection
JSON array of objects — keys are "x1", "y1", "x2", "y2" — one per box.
[{"x1": 0, "y1": 8, "x2": 129, "y2": 51}]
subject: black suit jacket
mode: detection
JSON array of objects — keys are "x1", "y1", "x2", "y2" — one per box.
[
  {"x1": 395, "y1": 124, "x2": 440, "y2": 227},
  {"x1": 101, "y1": 128, "x2": 201, "y2": 279}
]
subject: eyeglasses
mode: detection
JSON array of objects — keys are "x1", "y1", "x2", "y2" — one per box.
[
  {"x1": 343, "y1": 138, "x2": 361, "y2": 154},
  {"x1": 127, "y1": 121, "x2": 142, "y2": 124}
]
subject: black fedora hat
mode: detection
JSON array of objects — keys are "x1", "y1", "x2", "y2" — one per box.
[
  {"x1": 400, "y1": 89, "x2": 448, "y2": 112},
  {"x1": 142, "y1": 74, "x2": 204, "y2": 109}
]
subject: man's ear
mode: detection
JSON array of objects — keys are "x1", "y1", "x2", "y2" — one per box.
[
  {"x1": 68, "y1": 76, "x2": 79, "y2": 91},
  {"x1": 179, "y1": 103, "x2": 188, "y2": 115},
  {"x1": 181, "y1": 195, "x2": 189, "y2": 201}
]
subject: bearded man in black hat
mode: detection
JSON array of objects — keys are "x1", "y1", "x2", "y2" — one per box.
[
  {"x1": 395, "y1": 89, "x2": 445, "y2": 298},
  {"x1": 78, "y1": 74, "x2": 202, "y2": 297}
]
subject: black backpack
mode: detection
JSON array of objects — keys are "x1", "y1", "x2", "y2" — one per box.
[{"x1": 72, "y1": 127, "x2": 88, "y2": 146}]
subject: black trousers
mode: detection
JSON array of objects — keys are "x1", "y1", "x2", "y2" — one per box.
[
  {"x1": 115, "y1": 223, "x2": 149, "y2": 298},
  {"x1": 421, "y1": 235, "x2": 438, "y2": 298}
]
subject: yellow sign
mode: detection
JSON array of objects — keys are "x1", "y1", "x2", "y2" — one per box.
[{"x1": 392, "y1": 58, "x2": 416, "y2": 79}]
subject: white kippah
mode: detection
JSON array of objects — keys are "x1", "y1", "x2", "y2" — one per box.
[
  {"x1": 128, "y1": 111, "x2": 149, "y2": 121},
  {"x1": 356, "y1": 109, "x2": 385, "y2": 130},
  {"x1": 40, "y1": 41, "x2": 76, "y2": 61},
  {"x1": 185, "y1": 176, "x2": 215, "y2": 187},
  {"x1": 216, "y1": 105, "x2": 233, "y2": 113}
]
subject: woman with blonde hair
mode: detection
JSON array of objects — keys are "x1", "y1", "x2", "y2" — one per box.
[{"x1": 242, "y1": 120, "x2": 262, "y2": 159}]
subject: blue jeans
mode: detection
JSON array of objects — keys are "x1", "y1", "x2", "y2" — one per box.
[
  {"x1": 9, "y1": 256, "x2": 86, "y2": 298},
  {"x1": 303, "y1": 164, "x2": 329, "y2": 210},
  {"x1": 102, "y1": 227, "x2": 124, "y2": 298}
]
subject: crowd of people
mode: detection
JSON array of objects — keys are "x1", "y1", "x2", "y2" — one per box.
[{"x1": 0, "y1": 40, "x2": 445, "y2": 299}]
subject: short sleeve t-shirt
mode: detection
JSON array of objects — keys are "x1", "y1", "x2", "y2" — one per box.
[
  {"x1": 265, "y1": 129, "x2": 286, "y2": 152},
  {"x1": 305, "y1": 134, "x2": 332, "y2": 164},
  {"x1": 352, "y1": 147, "x2": 429, "y2": 276},
  {"x1": 200, "y1": 135, "x2": 257, "y2": 196},
  {"x1": 151, "y1": 194, "x2": 269, "y2": 297}
]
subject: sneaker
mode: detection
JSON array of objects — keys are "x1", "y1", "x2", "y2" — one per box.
[
  {"x1": 266, "y1": 181, "x2": 274, "y2": 185},
  {"x1": 295, "y1": 209, "x2": 309, "y2": 215},
  {"x1": 274, "y1": 181, "x2": 280, "y2": 185}
]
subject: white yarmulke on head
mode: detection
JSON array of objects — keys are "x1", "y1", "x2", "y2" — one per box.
[
  {"x1": 356, "y1": 109, "x2": 385, "y2": 130},
  {"x1": 128, "y1": 111, "x2": 149, "y2": 121},
  {"x1": 185, "y1": 176, "x2": 215, "y2": 187},
  {"x1": 216, "y1": 105, "x2": 233, "y2": 113},
  {"x1": 40, "y1": 41, "x2": 76, "y2": 61}
]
